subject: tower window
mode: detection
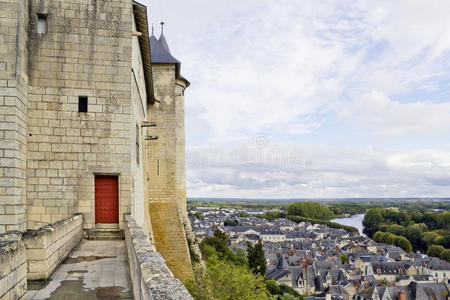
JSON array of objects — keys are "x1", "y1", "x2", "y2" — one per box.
[
  {"x1": 136, "y1": 125, "x2": 140, "y2": 164},
  {"x1": 78, "y1": 96, "x2": 88, "y2": 112},
  {"x1": 37, "y1": 14, "x2": 47, "y2": 34},
  {"x1": 157, "y1": 159, "x2": 160, "y2": 176}
]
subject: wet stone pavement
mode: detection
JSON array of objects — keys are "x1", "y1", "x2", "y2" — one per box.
[{"x1": 27, "y1": 240, "x2": 133, "y2": 300}]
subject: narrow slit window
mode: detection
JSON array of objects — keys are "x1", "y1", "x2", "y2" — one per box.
[
  {"x1": 157, "y1": 159, "x2": 160, "y2": 176},
  {"x1": 37, "y1": 14, "x2": 47, "y2": 34},
  {"x1": 78, "y1": 96, "x2": 88, "y2": 113},
  {"x1": 136, "y1": 125, "x2": 140, "y2": 164}
]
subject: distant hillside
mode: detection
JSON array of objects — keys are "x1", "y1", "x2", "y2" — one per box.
[{"x1": 188, "y1": 197, "x2": 450, "y2": 203}]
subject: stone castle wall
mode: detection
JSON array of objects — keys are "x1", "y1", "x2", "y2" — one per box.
[
  {"x1": 25, "y1": 0, "x2": 135, "y2": 229},
  {"x1": 0, "y1": 0, "x2": 193, "y2": 284},
  {"x1": 146, "y1": 64, "x2": 193, "y2": 282},
  {"x1": 0, "y1": 0, "x2": 29, "y2": 233}
]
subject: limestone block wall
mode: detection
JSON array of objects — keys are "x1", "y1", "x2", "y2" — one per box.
[
  {"x1": 146, "y1": 64, "x2": 193, "y2": 282},
  {"x1": 148, "y1": 202, "x2": 193, "y2": 283},
  {"x1": 174, "y1": 79, "x2": 188, "y2": 217},
  {"x1": 124, "y1": 214, "x2": 193, "y2": 300},
  {"x1": 0, "y1": 0, "x2": 29, "y2": 233},
  {"x1": 25, "y1": 0, "x2": 135, "y2": 229},
  {"x1": 130, "y1": 15, "x2": 148, "y2": 230},
  {"x1": 0, "y1": 233, "x2": 27, "y2": 299},
  {"x1": 147, "y1": 65, "x2": 179, "y2": 204},
  {"x1": 23, "y1": 214, "x2": 83, "y2": 280}
]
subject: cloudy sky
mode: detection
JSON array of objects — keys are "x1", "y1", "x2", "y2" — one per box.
[{"x1": 144, "y1": 0, "x2": 450, "y2": 199}]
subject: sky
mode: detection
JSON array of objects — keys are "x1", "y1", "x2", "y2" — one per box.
[{"x1": 144, "y1": 0, "x2": 450, "y2": 199}]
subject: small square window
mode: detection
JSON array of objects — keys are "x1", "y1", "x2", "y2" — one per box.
[
  {"x1": 78, "y1": 96, "x2": 88, "y2": 113},
  {"x1": 37, "y1": 14, "x2": 47, "y2": 34}
]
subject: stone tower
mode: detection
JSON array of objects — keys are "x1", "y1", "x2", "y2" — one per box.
[{"x1": 146, "y1": 23, "x2": 193, "y2": 282}]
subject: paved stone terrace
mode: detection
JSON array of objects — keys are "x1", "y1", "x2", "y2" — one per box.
[{"x1": 27, "y1": 240, "x2": 133, "y2": 300}]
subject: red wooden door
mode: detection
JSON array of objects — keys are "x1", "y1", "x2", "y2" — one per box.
[{"x1": 95, "y1": 175, "x2": 119, "y2": 223}]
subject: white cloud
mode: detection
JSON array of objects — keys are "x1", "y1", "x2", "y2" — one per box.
[
  {"x1": 336, "y1": 91, "x2": 450, "y2": 136},
  {"x1": 187, "y1": 142, "x2": 450, "y2": 198},
  {"x1": 144, "y1": 0, "x2": 450, "y2": 198}
]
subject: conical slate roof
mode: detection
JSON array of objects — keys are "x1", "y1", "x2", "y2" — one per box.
[
  {"x1": 150, "y1": 25, "x2": 180, "y2": 64},
  {"x1": 158, "y1": 31, "x2": 171, "y2": 54}
]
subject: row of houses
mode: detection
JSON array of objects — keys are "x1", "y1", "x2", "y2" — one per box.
[{"x1": 189, "y1": 206, "x2": 450, "y2": 299}]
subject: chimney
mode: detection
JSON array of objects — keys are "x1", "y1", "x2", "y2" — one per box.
[{"x1": 399, "y1": 291, "x2": 406, "y2": 300}]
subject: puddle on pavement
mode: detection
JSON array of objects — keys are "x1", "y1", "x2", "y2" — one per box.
[
  {"x1": 27, "y1": 279, "x2": 52, "y2": 291},
  {"x1": 63, "y1": 256, "x2": 116, "y2": 264},
  {"x1": 46, "y1": 279, "x2": 133, "y2": 300},
  {"x1": 68, "y1": 270, "x2": 89, "y2": 274},
  {"x1": 28, "y1": 270, "x2": 87, "y2": 291}
]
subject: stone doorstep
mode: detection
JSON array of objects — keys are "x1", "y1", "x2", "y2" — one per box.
[{"x1": 84, "y1": 229, "x2": 125, "y2": 241}]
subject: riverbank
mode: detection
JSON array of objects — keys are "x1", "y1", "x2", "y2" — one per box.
[
  {"x1": 331, "y1": 214, "x2": 365, "y2": 236},
  {"x1": 287, "y1": 215, "x2": 359, "y2": 233}
]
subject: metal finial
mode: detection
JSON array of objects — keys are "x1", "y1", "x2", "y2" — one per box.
[
  {"x1": 151, "y1": 23, "x2": 154, "y2": 35},
  {"x1": 160, "y1": 21, "x2": 165, "y2": 33}
]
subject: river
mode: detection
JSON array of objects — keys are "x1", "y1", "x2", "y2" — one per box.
[{"x1": 331, "y1": 214, "x2": 365, "y2": 236}]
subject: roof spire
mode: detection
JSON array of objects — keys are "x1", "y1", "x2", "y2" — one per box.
[
  {"x1": 151, "y1": 23, "x2": 154, "y2": 36},
  {"x1": 158, "y1": 21, "x2": 171, "y2": 54}
]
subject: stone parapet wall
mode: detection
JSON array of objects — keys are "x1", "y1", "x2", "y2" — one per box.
[
  {"x1": 124, "y1": 214, "x2": 193, "y2": 300},
  {"x1": 0, "y1": 233, "x2": 27, "y2": 299},
  {"x1": 23, "y1": 214, "x2": 83, "y2": 280}
]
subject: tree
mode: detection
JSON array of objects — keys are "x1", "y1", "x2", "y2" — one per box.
[
  {"x1": 422, "y1": 213, "x2": 439, "y2": 230},
  {"x1": 437, "y1": 212, "x2": 450, "y2": 230},
  {"x1": 200, "y1": 230, "x2": 233, "y2": 261},
  {"x1": 372, "y1": 231, "x2": 384, "y2": 242},
  {"x1": 231, "y1": 248, "x2": 248, "y2": 266},
  {"x1": 404, "y1": 226, "x2": 423, "y2": 250},
  {"x1": 363, "y1": 209, "x2": 383, "y2": 237},
  {"x1": 224, "y1": 219, "x2": 239, "y2": 226},
  {"x1": 441, "y1": 235, "x2": 450, "y2": 248},
  {"x1": 423, "y1": 231, "x2": 440, "y2": 247},
  {"x1": 261, "y1": 211, "x2": 286, "y2": 221},
  {"x1": 440, "y1": 249, "x2": 450, "y2": 262},
  {"x1": 340, "y1": 255, "x2": 349, "y2": 265},
  {"x1": 286, "y1": 202, "x2": 332, "y2": 220},
  {"x1": 247, "y1": 240, "x2": 267, "y2": 277},
  {"x1": 385, "y1": 210, "x2": 410, "y2": 226},
  {"x1": 213, "y1": 229, "x2": 230, "y2": 245},
  {"x1": 385, "y1": 233, "x2": 396, "y2": 245},
  {"x1": 265, "y1": 280, "x2": 304, "y2": 299},
  {"x1": 379, "y1": 232, "x2": 389, "y2": 243},
  {"x1": 386, "y1": 224, "x2": 405, "y2": 236},
  {"x1": 394, "y1": 236, "x2": 412, "y2": 253},
  {"x1": 186, "y1": 256, "x2": 268, "y2": 300},
  {"x1": 194, "y1": 212, "x2": 203, "y2": 220},
  {"x1": 427, "y1": 245, "x2": 445, "y2": 258}
]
